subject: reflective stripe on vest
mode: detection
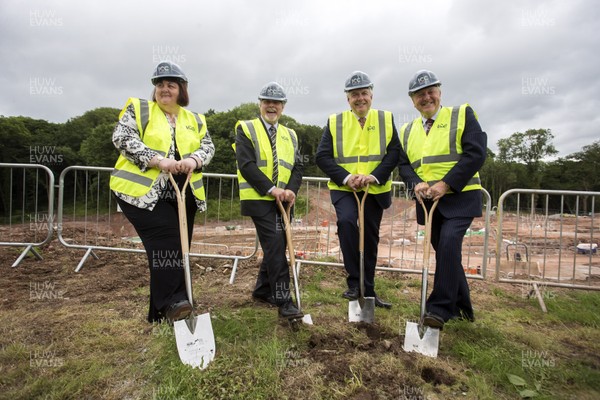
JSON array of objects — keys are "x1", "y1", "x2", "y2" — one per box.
[
  {"x1": 235, "y1": 119, "x2": 297, "y2": 201},
  {"x1": 334, "y1": 110, "x2": 387, "y2": 164},
  {"x1": 328, "y1": 109, "x2": 393, "y2": 194},
  {"x1": 110, "y1": 97, "x2": 208, "y2": 200},
  {"x1": 400, "y1": 104, "x2": 481, "y2": 192}
]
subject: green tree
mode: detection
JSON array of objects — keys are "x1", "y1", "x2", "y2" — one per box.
[
  {"x1": 497, "y1": 128, "x2": 558, "y2": 189},
  {"x1": 566, "y1": 141, "x2": 600, "y2": 192},
  {"x1": 61, "y1": 107, "x2": 120, "y2": 156},
  {"x1": 80, "y1": 122, "x2": 120, "y2": 167},
  {"x1": 0, "y1": 117, "x2": 34, "y2": 164}
]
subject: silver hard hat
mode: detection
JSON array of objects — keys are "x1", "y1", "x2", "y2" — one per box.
[
  {"x1": 408, "y1": 70, "x2": 441, "y2": 96},
  {"x1": 344, "y1": 71, "x2": 373, "y2": 92},
  {"x1": 151, "y1": 61, "x2": 188, "y2": 85},
  {"x1": 258, "y1": 82, "x2": 287, "y2": 102}
]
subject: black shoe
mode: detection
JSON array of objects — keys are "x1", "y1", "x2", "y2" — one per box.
[
  {"x1": 374, "y1": 296, "x2": 392, "y2": 309},
  {"x1": 422, "y1": 312, "x2": 445, "y2": 330},
  {"x1": 342, "y1": 287, "x2": 359, "y2": 300},
  {"x1": 278, "y1": 301, "x2": 304, "y2": 320},
  {"x1": 165, "y1": 300, "x2": 192, "y2": 323},
  {"x1": 252, "y1": 293, "x2": 277, "y2": 307}
]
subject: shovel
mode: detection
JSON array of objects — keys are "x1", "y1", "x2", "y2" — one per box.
[
  {"x1": 403, "y1": 198, "x2": 440, "y2": 358},
  {"x1": 169, "y1": 173, "x2": 216, "y2": 369},
  {"x1": 348, "y1": 185, "x2": 375, "y2": 324},
  {"x1": 276, "y1": 200, "x2": 313, "y2": 325}
]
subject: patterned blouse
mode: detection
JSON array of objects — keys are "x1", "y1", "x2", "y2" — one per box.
[{"x1": 112, "y1": 104, "x2": 215, "y2": 211}]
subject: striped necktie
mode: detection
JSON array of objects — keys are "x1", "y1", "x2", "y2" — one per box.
[
  {"x1": 359, "y1": 117, "x2": 366, "y2": 129},
  {"x1": 269, "y1": 125, "x2": 278, "y2": 185},
  {"x1": 425, "y1": 118, "x2": 434, "y2": 134}
]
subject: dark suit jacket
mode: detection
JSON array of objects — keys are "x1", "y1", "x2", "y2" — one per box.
[
  {"x1": 398, "y1": 106, "x2": 487, "y2": 224},
  {"x1": 235, "y1": 118, "x2": 303, "y2": 217},
  {"x1": 315, "y1": 111, "x2": 401, "y2": 209}
]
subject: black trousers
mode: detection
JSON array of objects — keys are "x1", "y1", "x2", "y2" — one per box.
[
  {"x1": 116, "y1": 177, "x2": 196, "y2": 322},
  {"x1": 251, "y1": 204, "x2": 292, "y2": 305},
  {"x1": 426, "y1": 211, "x2": 474, "y2": 321},
  {"x1": 332, "y1": 191, "x2": 384, "y2": 297}
]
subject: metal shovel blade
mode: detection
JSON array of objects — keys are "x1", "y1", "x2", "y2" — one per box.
[
  {"x1": 403, "y1": 321, "x2": 440, "y2": 358},
  {"x1": 348, "y1": 297, "x2": 375, "y2": 323},
  {"x1": 301, "y1": 314, "x2": 313, "y2": 325},
  {"x1": 174, "y1": 312, "x2": 216, "y2": 369}
]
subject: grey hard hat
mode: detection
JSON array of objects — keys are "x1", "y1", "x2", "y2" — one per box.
[
  {"x1": 258, "y1": 82, "x2": 287, "y2": 102},
  {"x1": 408, "y1": 70, "x2": 441, "y2": 96},
  {"x1": 344, "y1": 71, "x2": 373, "y2": 92},
  {"x1": 151, "y1": 61, "x2": 188, "y2": 85}
]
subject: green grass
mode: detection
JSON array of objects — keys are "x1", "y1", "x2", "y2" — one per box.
[
  {"x1": 442, "y1": 289, "x2": 600, "y2": 399},
  {"x1": 1, "y1": 260, "x2": 600, "y2": 400}
]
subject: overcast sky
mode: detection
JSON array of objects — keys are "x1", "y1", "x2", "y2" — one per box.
[{"x1": 1, "y1": 0, "x2": 598, "y2": 157}]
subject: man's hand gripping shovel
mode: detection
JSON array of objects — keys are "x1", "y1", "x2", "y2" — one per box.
[
  {"x1": 169, "y1": 173, "x2": 216, "y2": 369},
  {"x1": 348, "y1": 185, "x2": 375, "y2": 324},
  {"x1": 403, "y1": 198, "x2": 440, "y2": 358},
  {"x1": 276, "y1": 200, "x2": 313, "y2": 326}
]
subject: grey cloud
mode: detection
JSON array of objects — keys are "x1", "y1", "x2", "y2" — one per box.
[{"x1": 1, "y1": 0, "x2": 598, "y2": 156}]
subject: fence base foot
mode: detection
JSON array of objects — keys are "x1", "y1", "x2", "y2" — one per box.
[
  {"x1": 74, "y1": 247, "x2": 100, "y2": 273},
  {"x1": 11, "y1": 244, "x2": 43, "y2": 268},
  {"x1": 528, "y1": 282, "x2": 548, "y2": 313},
  {"x1": 228, "y1": 258, "x2": 239, "y2": 284}
]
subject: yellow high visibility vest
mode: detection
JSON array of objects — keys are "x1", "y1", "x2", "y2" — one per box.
[
  {"x1": 328, "y1": 109, "x2": 394, "y2": 194},
  {"x1": 399, "y1": 103, "x2": 482, "y2": 192},
  {"x1": 234, "y1": 119, "x2": 298, "y2": 201},
  {"x1": 110, "y1": 98, "x2": 208, "y2": 200}
]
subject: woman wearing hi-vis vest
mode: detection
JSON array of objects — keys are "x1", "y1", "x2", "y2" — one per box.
[{"x1": 110, "y1": 61, "x2": 214, "y2": 324}]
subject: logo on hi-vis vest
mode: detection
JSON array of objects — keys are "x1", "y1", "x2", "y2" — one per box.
[
  {"x1": 185, "y1": 125, "x2": 196, "y2": 132},
  {"x1": 436, "y1": 123, "x2": 447, "y2": 129}
]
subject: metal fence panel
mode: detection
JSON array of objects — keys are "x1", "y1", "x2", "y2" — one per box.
[
  {"x1": 0, "y1": 163, "x2": 55, "y2": 267},
  {"x1": 56, "y1": 166, "x2": 259, "y2": 275},
  {"x1": 496, "y1": 189, "x2": 600, "y2": 291},
  {"x1": 52, "y1": 166, "x2": 493, "y2": 283},
  {"x1": 291, "y1": 181, "x2": 491, "y2": 281}
]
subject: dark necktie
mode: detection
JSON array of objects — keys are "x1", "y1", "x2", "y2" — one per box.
[
  {"x1": 359, "y1": 117, "x2": 366, "y2": 129},
  {"x1": 269, "y1": 125, "x2": 278, "y2": 184},
  {"x1": 425, "y1": 118, "x2": 434, "y2": 134}
]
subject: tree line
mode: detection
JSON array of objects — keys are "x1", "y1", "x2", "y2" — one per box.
[{"x1": 1, "y1": 106, "x2": 599, "y2": 215}]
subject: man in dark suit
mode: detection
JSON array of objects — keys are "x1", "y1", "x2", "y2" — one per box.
[
  {"x1": 316, "y1": 71, "x2": 400, "y2": 309},
  {"x1": 234, "y1": 82, "x2": 304, "y2": 320},
  {"x1": 397, "y1": 70, "x2": 487, "y2": 329}
]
